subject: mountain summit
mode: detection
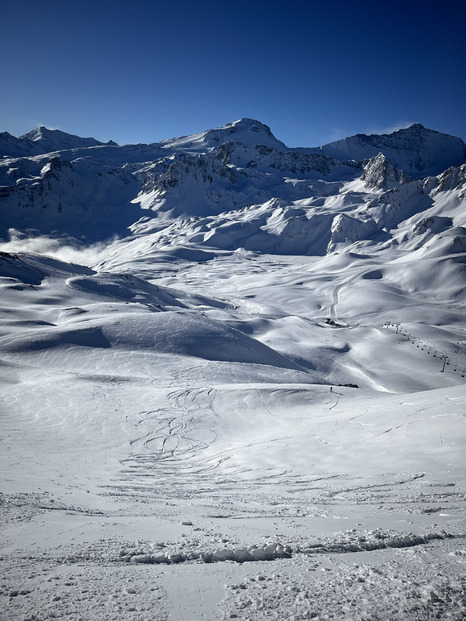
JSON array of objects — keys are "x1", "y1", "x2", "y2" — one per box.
[
  {"x1": 1, "y1": 118, "x2": 465, "y2": 254},
  {"x1": 21, "y1": 126, "x2": 115, "y2": 152},
  {"x1": 159, "y1": 118, "x2": 288, "y2": 152},
  {"x1": 2, "y1": 120, "x2": 465, "y2": 178},
  {"x1": 0, "y1": 126, "x2": 115, "y2": 158},
  {"x1": 317, "y1": 124, "x2": 466, "y2": 177}
]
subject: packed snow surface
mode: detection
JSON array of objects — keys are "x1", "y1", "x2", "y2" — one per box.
[{"x1": 1, "y1": 119, "x2": 465, "y2": 620}]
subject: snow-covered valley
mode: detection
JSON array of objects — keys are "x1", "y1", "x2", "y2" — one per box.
[{"x1": 1, "y1": 119, "x2": 465, "y2": 620}]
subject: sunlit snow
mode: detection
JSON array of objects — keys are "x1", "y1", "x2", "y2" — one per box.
[{"x1": 1, "y1": 119, "x2": 465, "y2": 620}]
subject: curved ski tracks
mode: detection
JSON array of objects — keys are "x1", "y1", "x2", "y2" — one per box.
[{"x1": 112, "y1": 387, "x2": 227, "y2": 497}]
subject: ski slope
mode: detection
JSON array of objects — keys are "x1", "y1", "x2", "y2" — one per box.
[
  {"x1": 1, "y1": 247, "x2": 465, "y2": 620},
  {"x1": 1, "y1": 119, "x2": 465, "y2": 619}
]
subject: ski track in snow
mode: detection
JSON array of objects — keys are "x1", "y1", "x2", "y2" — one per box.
[
  {"x1": 1, "y1": 323, "x2": 465, "y2": 620},
  {"x1": 120, "y1": 387, "x2": 224, "y2": 486}
]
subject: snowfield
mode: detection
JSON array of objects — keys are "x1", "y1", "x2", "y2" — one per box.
[{"x1": 1, "y1": 119, "x2": 466, "y2": 620}]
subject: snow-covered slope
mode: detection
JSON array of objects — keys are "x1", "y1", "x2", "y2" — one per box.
[
  {"x1": 316, "y1": 123, "x2": 466, "y2": 177},
  {"x1": 0, "y1": 155, "x2": 144, "y2": 240},
  {"x1": 22, "y1": 126, "x2": 116, "y2": 152},
  {"x1": 1, "y1": 119, "x2": 465, "y2": 621},
  {"x1": 159, "y1": 118, "x2": 288, "y2": 152},
  {"x1": 0, "y1": 126, "x2": 115, "y2": 158},
  {"x1": 2, "y1": 120, "x2": 464, "y2": 250}
]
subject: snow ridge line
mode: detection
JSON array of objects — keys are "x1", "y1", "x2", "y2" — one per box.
[{"x1": 124, "y1": 530, "x2": 460, "y2": 566}]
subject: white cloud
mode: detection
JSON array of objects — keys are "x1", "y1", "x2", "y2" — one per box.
[{"x1": 0, "y1": 229, "x2": 115, "y2": 267}]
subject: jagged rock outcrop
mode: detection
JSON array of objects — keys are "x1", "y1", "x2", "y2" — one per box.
[
  {"x1": 361, "y1": 153, "x2": 412, "y2": 190},
  {"x1": 316, "y1": 124, "x2": 466, "y2": 178},
  {"x1": 1, "y1": 119, "x2": 465, "y2": 258}
]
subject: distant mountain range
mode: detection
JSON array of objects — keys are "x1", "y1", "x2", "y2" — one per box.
[
  {"x1": 2, "y1": 118, "x2": 465, "y2": 171},
  {"x1": 1, "y1": 118, "x2": 465, "y2": 267},
  {"x1": 0, "y1": 126, "x2": 117, "y2": 158}
]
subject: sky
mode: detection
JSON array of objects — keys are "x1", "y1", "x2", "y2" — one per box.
[{"x1": 1, "y1": 0, "x2": 466, "y2": 147}]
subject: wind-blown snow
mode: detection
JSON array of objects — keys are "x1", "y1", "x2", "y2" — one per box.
[{"x1": 1, "y1": 119, "x2": 465, "y2": 620}]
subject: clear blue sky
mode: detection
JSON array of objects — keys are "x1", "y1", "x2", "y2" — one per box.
[{"x1": 2, "y1": 0, "x2": 465, "y2": 147}]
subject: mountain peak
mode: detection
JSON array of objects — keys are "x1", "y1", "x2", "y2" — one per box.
[
  {"x1": 24, "y1": 126, "x2": 57, "y2": 142},
  {"x1": 20, "y1": 126, "x2": 105, "y2": 152},
  {"x1": 406, "y1": 122, "x2": 426, "y2": 131},
  {"x1": 222, "y1": 118, "x2": 274, "y2": 135},
  {"x1": 160, "y1": 118, "x2": 287, "y2": 153},
  {"x1": 318, "y1": 124, "x2": 466, "y2": 177},
  {"x1": 361, "y1": 152, "x2": 412, "y2": 189}
]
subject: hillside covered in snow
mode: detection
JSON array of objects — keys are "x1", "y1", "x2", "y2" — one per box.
[{"x1": 1, "y1": 119, "x2": 465, "y2": 620}]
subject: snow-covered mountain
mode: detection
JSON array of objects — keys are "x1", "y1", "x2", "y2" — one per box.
[
  {"x1": 1, "y1": 118, "x2": 465, "y2": 248},
  {"x1": 314, "y1": 123, "x2": 466, "y2": 177},
  {"x1": 1, "y1": 116, "x2": 465, "y2": 382},
  {"x1": 1, "y1": 119, "x2": 466, "y2": 621},
  {"x1": 0, "y1": 126, "x2": 116, "y2": 158},
  {"x1": 159, "y1": 117, "x2": 289, "y2": 152}
]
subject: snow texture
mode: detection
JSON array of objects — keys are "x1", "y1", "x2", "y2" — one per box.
[{"x1": 0, "y1": 119, "x2": 465, "y2": 620}]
